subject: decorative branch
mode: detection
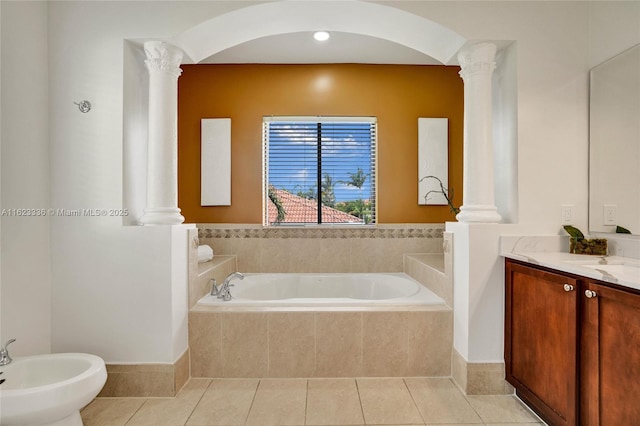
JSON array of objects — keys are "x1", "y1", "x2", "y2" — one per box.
[
  {"x1": 419, "y1": 175, "x2": 460, "y2": 215},
  {"x1": 268, "y1": 186, "x2": 286, "y2": 224}
]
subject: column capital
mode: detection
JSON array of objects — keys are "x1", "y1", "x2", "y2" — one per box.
[
  {"x1": 458, "y1": 43, "x2": 497, "y2": 80},
  {"x1": 144, "y1": 41, "x2": 183, "y2": 78}
]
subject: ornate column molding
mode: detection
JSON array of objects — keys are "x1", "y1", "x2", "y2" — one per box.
[
  {"x1": 144, "y1": 41, "x2": 184, "y2": 78},
  {"x1": 140, "y1": 41, "x2": 185, "y2": 226},
  {"x1": 458, "y1": 43, "x2": 497, "y2": 80},
  {"x1": 456, "y1": 42, "x2": 502, "y2": 223}
]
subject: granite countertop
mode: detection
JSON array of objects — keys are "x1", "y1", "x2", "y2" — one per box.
[{"x1": 502, "y1": 251, "x2": 640, "y2": 292}]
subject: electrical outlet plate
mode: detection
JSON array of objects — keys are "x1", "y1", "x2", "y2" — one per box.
[
  {"x1": 561, "y1": 205, "x2": 574, "y2": 224},
  {"x1": 603, "y1": 204, "x2": 617, "y2": 225}
]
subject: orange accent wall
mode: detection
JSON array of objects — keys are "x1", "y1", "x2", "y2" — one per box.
[{"x1": 178, "y1": 64, "x2": 463, "y2": 224}]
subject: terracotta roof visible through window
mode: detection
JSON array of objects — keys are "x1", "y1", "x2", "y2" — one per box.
[{"x1": 267, "y1": 188, "x2": 362, "y2": 224}]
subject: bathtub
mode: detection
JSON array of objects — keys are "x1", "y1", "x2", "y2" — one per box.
[
  {"x1": 189, "y1": 272, "x2": 452, "y2": 377},
  {"x1": 196, "y1": 272, "x2": 445, "y2": 308}
]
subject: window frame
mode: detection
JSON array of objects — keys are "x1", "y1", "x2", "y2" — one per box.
[{"x1": 262, "y1": 116, "x2": 378, "y2": 227}]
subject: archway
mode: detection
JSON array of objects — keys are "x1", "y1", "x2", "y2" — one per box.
[{"x1": 170, "y1": 1, "x2": 466, "y2": 65}]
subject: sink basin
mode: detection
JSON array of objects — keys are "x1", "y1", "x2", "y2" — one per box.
[{"x1": 0, "y1": 353, "x2": 107, "y2": 426}]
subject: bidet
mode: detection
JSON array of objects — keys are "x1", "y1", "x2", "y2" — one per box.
[{"x1": 0, "y1": 352, "x2": 107, "y2": 426}]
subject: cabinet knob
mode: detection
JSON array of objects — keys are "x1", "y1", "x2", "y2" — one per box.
[
  {"x1": 585, "y1": 289, "x2": 598, "y2": 299},
  {"x1": 563, "y1": 284, "x2": 574, "y2": 292}
]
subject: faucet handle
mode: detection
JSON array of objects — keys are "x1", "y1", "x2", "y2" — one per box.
[
  {"x1": 3, "y1": 339, "x2": 15, "y2": 351},
  {"x1": 210, "y1": 278, "x2": 219, "y2": 296}
]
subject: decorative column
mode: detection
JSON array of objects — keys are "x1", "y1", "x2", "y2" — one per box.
[
  {"x1": 140, "y1": 41, "x2": 185, "y2": 225},
  {"x1": 456, "y1": 43, "x2": 502, "y2": 223}
]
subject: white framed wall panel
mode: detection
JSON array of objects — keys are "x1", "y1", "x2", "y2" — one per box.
[
  {"x1": 418, "y1": 118, "x2": 449, "y2": 205},
  {"x1": 201, "y1": 118, "x2": 231, "y2": 206}
]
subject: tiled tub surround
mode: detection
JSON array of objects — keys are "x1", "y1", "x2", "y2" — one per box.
[
  {"x1": 197, "y1": 224, "x2": 445, "y2": 273},
  {"x1": 190, "y1": 225, "x2": 454, "y2": 379},
  {"x1": 404, "y1": 231, "x2": 453, "y2": 306},
  {"x1": 188, "y1": 227, "x2": 238, "y2": 308},
  {"x1": 189, "y1": 307, "x2": 452, "y2": 378}
]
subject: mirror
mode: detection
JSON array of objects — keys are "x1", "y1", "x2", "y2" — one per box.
[{"x1": 589, "y1": 44, "x2": 640, "y2": 235}]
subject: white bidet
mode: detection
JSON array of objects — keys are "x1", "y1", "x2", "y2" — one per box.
[{"x1": 0, "y1": 353, "x2": 107, "y2": 426}]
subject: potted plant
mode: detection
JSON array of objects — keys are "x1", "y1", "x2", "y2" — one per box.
[{"x1": 563, "y1": 225, "x2": 608, "y2": 255}]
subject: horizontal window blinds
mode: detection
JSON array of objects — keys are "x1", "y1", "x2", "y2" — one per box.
[{"x1": 264, "y1": 118, "x2": 376, "y2": 225}]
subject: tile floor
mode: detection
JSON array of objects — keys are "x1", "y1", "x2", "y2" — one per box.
[{"x1": 81, "y1": 377, "x2": 544, "y2": 426}]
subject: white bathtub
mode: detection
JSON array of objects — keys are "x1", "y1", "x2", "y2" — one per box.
[{"x1": 196, "y1": 273, "x2": 445, "y2": 308}]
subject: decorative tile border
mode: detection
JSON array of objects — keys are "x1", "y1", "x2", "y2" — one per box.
[{"x1": 197, "y1": 225, "x2": 444, "y2": 240}]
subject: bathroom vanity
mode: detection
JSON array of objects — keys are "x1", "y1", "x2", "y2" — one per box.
[{"x1": 504, "y1": 255, "x2": 640, "y2": 426}]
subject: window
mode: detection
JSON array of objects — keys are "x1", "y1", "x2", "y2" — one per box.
[{"x1": 263, "y1": 117, "x2": 377, "y2": 226}]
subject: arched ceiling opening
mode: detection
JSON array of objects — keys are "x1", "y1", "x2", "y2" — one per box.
[{"x1": 171, "y1": 1, "x2": 467, "y2": 65}]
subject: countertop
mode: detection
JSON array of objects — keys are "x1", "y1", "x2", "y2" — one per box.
[{"x1": 502, "y1": 251, "x2": 640, "y2": 292}]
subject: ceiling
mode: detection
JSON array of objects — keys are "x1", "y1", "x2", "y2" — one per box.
[{"x1": 200, "y1": 31, "x2": 443, "y2": 65}]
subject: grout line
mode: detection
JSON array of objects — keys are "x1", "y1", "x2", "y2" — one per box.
[
  {"x1": 313, "y1": 312, "x2": 317, "y2": 377},
  {"x1": 403, "y1": 378, "x2": 427, "y2": 425},
  {"x1": 183, "y1": 378, "x2": 213, "y2": 426},
  {"x1": 359, "y1": 311, "x2": 364, "y2": 375},
  {"x1": 266, "y1": 313, "x2": 271, "y2": 375},
  {"x1": 354, "y1": 378, "x2": 367, "y2": 425},
  {"x1": 304, "y1": 379, "x2": 310, "y2": 425},
  {"x1": 243, "y1": 379, "x2": 261, "y2": 426},
  {"x1": 122, "y1": 398, "x2": 149, "y2": 425}
]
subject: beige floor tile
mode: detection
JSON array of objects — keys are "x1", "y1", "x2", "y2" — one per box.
[
  {"x1": 405, "y1": 378, "x2": 482, "y2": 424},
  {"x1": 80, "y1": 398, "x2": 145, "y2": 426},
  {"x1": 245, "y1": 379, "x2": 307, "y2": 426},
  {"x1": 187, "y1": 379, "x2": 259, "y2": 426},
  {"x1": 306, "y1": 379, "x2": 365, "y2": 425},
  {"x1": 465, "y1": 395, "x2": 541, "y2": 424},
  {"x1": 126, "y1": 378, "x2": 210, "y2": 426},
  {"x1": 356, "y1": 378, "x2": 423, "y2": 425}
]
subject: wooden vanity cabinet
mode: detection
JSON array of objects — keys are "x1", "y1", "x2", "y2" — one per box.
[
  {"x1": 505, "y1": 260, "x2": 579, "y2": 426},
  {"x1": 505, "y1": 259, "x2": 640, "y2": 426},
  {"x1": 580, "y1": 280, "x2": 640, "y2": 425}
]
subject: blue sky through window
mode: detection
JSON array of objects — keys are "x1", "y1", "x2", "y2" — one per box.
[{"x1": 266, "y1": 120, "x2": 375, "y2": 203}]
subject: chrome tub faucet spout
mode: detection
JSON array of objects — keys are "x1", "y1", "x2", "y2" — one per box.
[{"x1": 219, "y1": 272, "x2": 244, "y2": 301}]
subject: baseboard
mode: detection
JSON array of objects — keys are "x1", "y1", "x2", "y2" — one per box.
[
  {"x1": 98, "y1": 348, "x2": 190, "y2": 397},
  {"x1": 451, "y1": 348, "x2": 514, "y2": 395}
]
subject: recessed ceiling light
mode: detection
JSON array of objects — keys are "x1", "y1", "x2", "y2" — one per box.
[{"x1": 313, "y1": 31, "x2": 330, "y2": 42}]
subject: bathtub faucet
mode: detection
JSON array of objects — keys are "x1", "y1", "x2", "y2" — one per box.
[{"x1": 219, "y1": 272, "x2": 244, "y2": 301}]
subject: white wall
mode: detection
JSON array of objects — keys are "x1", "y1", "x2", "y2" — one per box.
[
  {"x1": 0, "y1": 1, "x2": 51, "y2": 356},
  {"x1": 440, "y1": 1, "x2": 639, "y2": 362},
  {"x1": 4, "y1": 1, "x2": 636, "y2": 364},
  {"x1": 44, "y1": 1, "x2": 210, "y2": 363},
  {"x1": 588, "y1": 1, "x2": 640, "y2": 68}
]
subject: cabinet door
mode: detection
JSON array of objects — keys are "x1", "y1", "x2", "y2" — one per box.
[
  {"x1": 505, "y1": 260, "x2": 578, "y2": 426},
  {"x1": 581, "y1": 281, "x2": 640, "y2": 426}
]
